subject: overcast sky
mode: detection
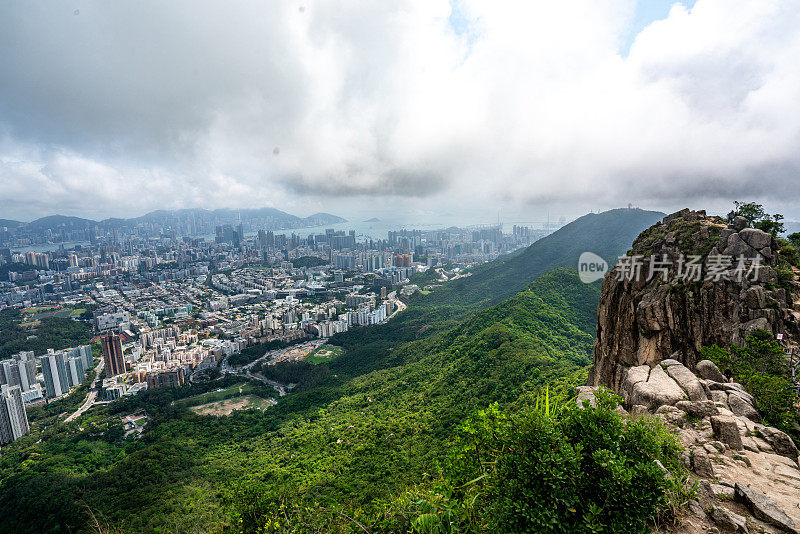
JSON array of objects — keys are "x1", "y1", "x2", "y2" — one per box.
[{"x1": 1, "y1": 0, "x2": 800, "y2": 224}]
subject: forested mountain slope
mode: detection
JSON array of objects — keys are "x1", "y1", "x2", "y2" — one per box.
[
  {"x1": 317, "y1": 208, "x2": 665, "y2": 388},
  {"x1": 0, "y1": 208, "x2": 664, "y2": 532},
  {"x1": 0, "y1": 269, "x2": 599, "y2": 532}
]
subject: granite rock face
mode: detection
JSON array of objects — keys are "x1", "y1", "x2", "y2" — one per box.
[
  {"x1": 588, "y1": 209, "x2": 793, "y2": 391},
  {"x1": 696, "y1": 359, "x2": 727, "y2": 383},
  {"x1": 581, "y1": 208, "x2": 800, "y2": 533},
  {"x1": 735, "y1": 483, "x2": 799, "y2": 534}
]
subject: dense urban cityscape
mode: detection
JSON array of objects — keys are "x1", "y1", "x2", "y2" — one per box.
[{"x1": 0, "y1": 210, "x2": 558, "y2": 446}]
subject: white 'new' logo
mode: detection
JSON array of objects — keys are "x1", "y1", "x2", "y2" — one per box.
[{"x1": 578, "y1": 252, "x2": 608, "y2": 283}]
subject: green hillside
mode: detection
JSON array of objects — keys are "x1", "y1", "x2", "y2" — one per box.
[
  {"x1": 412, "y1": 207, "x2": 664, "y2": 313},
  {"x1": 0, "y1": 269, "x2": 601, "y2": 532}
]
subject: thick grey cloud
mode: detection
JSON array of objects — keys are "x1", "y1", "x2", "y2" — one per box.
[
  {"x1": 1, "y1": 0, "x2": 800, "y2": 221},
  {"x1": 280, "y1": 167, "x2": 448, "y2": 197}
]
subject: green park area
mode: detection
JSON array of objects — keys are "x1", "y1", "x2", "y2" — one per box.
[
  {"x1": 0, "y1": 308, "x2": 94, "y2": 359},
  {"x1": 304, "y1": 345, "x2": 344, "y2": 364}
]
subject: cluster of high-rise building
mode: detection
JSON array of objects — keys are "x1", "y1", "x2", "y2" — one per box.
[
  {"x1": 1, "y1": 346, "x2": 92, "y2": 404},
  {"x1": 0, "y1": 384, "x2": 29, "y2": 446},
  {"x1": 0, "y1": 344, "x2": 95, "y2": 446},
  {"x1": 40, "y1": 346, "x2": 94, "y2": 399},
  {"x1": 0, "y1": 214, "x2": 567, "y2": 442}
]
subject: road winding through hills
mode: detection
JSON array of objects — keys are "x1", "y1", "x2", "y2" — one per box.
[
  {"x1": 218, "y1": 293, "x2": 407, "y2": 397},
  {"x1": 64, "y1": 357, "x2": 105, "y2": 423}
]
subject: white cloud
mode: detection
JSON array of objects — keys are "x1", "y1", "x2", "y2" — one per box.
[{"x1": 1, "y1": 0, "x2": 799, "y2": 221}]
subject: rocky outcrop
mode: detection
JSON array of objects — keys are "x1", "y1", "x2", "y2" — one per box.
[
  {"x1": 580, "y1": 361, "x2": 800, "y2": 534},
  {"x1": 589, "y1": 208, "x2": 797, "y2": 391},
  {"x1": 583, "y1": 208, "x2": 800, "y2": 533},
  {"x1": 696, "y1": 359, "x2": 727, "y2": 382},
  {"x1": 735, "y1": 483, "x2": 799, "y2": 534},
  {"x1": 708, "y1": 505, "x2": 748, "y2": 533}
]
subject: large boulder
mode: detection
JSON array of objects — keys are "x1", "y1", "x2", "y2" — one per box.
[
  {"x1": 710, "y1": 390, "x2": 729, "y2": 408},
  {"x1": 630, "y1": 365, "x2": 687, "y2": 410},
  {"x1": 696, "y1": 359, "x2": 727, "y2": 383},
  {"x1": 575, "y1": 386, "x2": 598, "y2": 408},
  {"x1": 692, "y1": 447, "x2": 716, "y2": 478},
  {"x1": 760, "y1": 426, "x2": 799, "y2": 461},
  {"x1": 732, "y1": 216, "x2": 748, "y2": 231},
  {"x1": 735, "y1": 483, "x2": 799, "y2": 534},
  {"x1": 675, "y1": 400, "x2": 719, "y2": 419},
  {"x1": 739, "y1": 228, "x2": 773, "y2": 251},
  {"x1": 723, "y1": 384, "x2": 755, "y2": 404},
  {"x1": 711, "y1": 415, "x2": 743, "y2": 450},
  {"x1": 621, "y1": 365, "x2": 650, "y2": 404},
  {"x1": 665, "y1": 362, "x2": 708, "y2": 401},
  {"x1": 724, "y1": 232, "x2": 757, "y2": 257},
  {"x1": 708, "y1": 505, "x2": 749, "y2": 533},
  {"x1": 727, "y1": 392, "x2": 760, "y2": 422}
]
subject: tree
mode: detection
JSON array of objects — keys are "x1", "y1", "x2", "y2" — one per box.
[
  {"x1": 756, "y1": 213, "x2": 785, "y2": 236},
  {"x1": 788, "y1": 232, "x2": 800, "y2": 247},
  {"x1": 733, "y1": 201, "x2": 766, "y2": 225},
  {"x1": 733, "y1": 201, "x2": 785, "y2": 236}
]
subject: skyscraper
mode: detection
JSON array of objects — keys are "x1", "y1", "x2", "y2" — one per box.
[
  {"x1": 66, "y1": 356, "x2": 87, "y2": 388},
  {"x1": 18, "y1": 360, "x2": 36, "y2": 391},
  {"x1": 72, "y1": 345, "x2": 94, "y2": 370},
  {"x1": 0, "y1": 359, "x2": 35, "y2": 392},
  {"x1": 101, "y1": 333, "x2": 126, "y2": 377},
  {"x1": 0, "y1": 384, "x2": 29, "y2": 445},
  {"x1": 0, "y1": 360, "x2": 19, "y2": 387},
  {"x1": 41, "y1": 351, "x2": 69, "y2": 398}
]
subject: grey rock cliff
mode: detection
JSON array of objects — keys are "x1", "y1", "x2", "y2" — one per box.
[{"x1": 589, "y1": 208, "x2": 796, "y2": 391}]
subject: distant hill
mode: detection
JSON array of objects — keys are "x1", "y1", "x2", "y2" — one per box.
[
  {"x1": 301, "y1": 212, "x2": 347, "y2": 226},
  {"x1": 125, "y1": 208, "x2": 345, "y2": 229},
  {"x1": 25, "y1": 215, "x2": 96, "y2": 232},
  {"x1": 364, "y1": 217, "x2": 381, "y2": 222},
  {"x1": 8, "y1": 207, "x2": 346, "y2": 235},
  {"x1": 0, "y1": 219, "x2": 23, "y2": 229},
  {"x1": 412, "y1": 207, "x2": 665, "y2": 313}
]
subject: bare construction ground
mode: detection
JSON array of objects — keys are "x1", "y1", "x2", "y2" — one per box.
[{"x1": 189, "y1": 395, "x2": 276, "y2": 416}]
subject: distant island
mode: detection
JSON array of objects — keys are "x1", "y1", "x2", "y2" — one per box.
[{"x1": 363, "y1": 217, "x2": 381, "y2": 222}]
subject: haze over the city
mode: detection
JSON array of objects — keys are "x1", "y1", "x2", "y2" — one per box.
[{"x1": 2, "y1": 0, "x2": 800, "y2": 223}]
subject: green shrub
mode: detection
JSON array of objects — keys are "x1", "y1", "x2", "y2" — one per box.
[
  {"x1": 776, "y1": 238, "x2": 800, "y2": 268},
  {"x1": 419, "y1": 389, "x2": 686, "y2": 534}
]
